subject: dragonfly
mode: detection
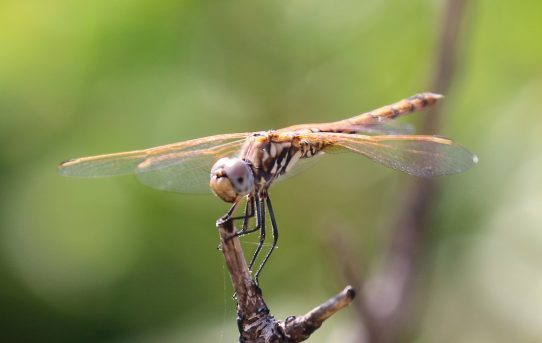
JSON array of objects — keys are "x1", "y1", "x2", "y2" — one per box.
[{"x1": 59, "y1": 93, "x2": 477, "y2": 284}]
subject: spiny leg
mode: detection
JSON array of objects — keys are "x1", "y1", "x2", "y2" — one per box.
[
  {"x1": 221, "y1": 200, "x2": 241, "y2": 222},
  {"x1": 235, "y1": 201, "x2": 262, "y2": 238},
  {"x1": 230, "y1": 197, "x2": 261, "y2": 299},
  {"x1": 221, "y1": 194, "x2": 271, "y2": 284},
  {"x1": 248, "y1": 195, "x2": 266, "y2": 273},
  {"x1": 254, "y1": 196, "x2": 279, "y2": 285},
  {"x1": 232, "y1": 196, "x2": 256, "y2": 234},
  {"x1": 240, "y1": 196, "x2": 254, "y2": 231},
  {"x1": 224, "y1": 196, "x2": 260, "y2": 242}
]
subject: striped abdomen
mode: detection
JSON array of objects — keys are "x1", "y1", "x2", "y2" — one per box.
[{"x1": 280, "y1": 92, "x2": 443, "y2": 134}]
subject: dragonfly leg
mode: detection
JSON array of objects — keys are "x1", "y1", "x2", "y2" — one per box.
[
  {"x1": 254, "y1": 196, "x2": 278, "y2": 285},
  {"x1": 224, "y1": 197, "x2": 260, "y2": 243},
  {"x1": 233, "y1": 196, "x2": 259, "y2": 236},
  {"x1": 230, "y1": 196, "x2": 254, "y2": 223},
  {"x1": 221, "y1": 201, "x2": 241, "y2": 222},
  {"x1": 248, "y1": 195, "x2": 266, "y2": 274}
]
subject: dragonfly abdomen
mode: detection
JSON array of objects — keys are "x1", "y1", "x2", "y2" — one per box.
[
  {"x1": 341, "y1": 92, "x2": 443, "y2": 129},
  {"x1": 279, "y1": 93, "x2": 443, "y2": 135}
]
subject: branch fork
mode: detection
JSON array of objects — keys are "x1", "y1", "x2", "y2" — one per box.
[{"x1": 217, "y1": 217, "x2": 355, "y2": 343}]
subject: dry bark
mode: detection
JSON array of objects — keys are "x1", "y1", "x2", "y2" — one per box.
[{"x1": 217, "y1": 217, "x2": 355, "y2": 343}]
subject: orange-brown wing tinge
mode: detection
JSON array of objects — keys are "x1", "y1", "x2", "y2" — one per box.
[
  {"x1": 298, "y1": 132, "x2": 477, "y2": 177},
  {"x1": 58, "y1": 132, "x2": 250, "y2": 178}
]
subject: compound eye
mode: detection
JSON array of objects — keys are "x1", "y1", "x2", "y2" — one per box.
[
  {"x1": 223, "y1": 158, "x2": 254, "y2": 195},
  {"x1": 209, "y1": 158, "x2": 254, "y2": 203}
]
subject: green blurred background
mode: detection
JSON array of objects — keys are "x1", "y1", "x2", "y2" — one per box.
[{"x1": 1, "y1": 0, "x2": 541, "y2": 342}]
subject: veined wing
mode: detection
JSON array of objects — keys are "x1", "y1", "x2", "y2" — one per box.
[
  {"x1": 274, "y1": 153, "x2": 323, "y2": 183},
  {"x1": 135, "y1": 138, "x2": 246, "y2": 193},
  {"x1": 274, "y1": 123, "x2": 414, "y2": 184},
  {"x1": 301, "y1": 132, "x2": 478, "y2": 177},
  {"x1": 59, "y1": 132, "x2": 250, "y2": 192},
  {"x1": 328, "y1": 121, "x2": 415, "y2": 135},
  {"x1": 279, "y1": 120, "x2": 414, "y2": 135}
]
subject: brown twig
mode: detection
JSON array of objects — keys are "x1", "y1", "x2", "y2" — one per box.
[
  {"x1": 331, "y1": 1, "x2": 471, "y2": 342},
  {"x1": 217, "y1": 217, "x2": 355, "y2": 343}
]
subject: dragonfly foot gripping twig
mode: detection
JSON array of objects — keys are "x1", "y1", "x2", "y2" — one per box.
[{"x1": 217, "y1": 217, "x2": 355, "y2": 343}]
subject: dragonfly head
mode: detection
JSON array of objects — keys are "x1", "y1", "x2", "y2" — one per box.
[{"x1": 210, "y1": 157, "x2": 255, "y2": 203}]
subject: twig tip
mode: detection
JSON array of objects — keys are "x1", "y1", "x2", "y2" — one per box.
[{"x1": 345, "y1": 285, "x2": 356, "y2": 300}]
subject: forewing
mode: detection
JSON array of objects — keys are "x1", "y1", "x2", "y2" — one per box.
[
  {"x1": 304, "y1": 132, "x2": 477, "y2": 177},
  {"x1": 135, "y1": 138, "x2": 246, "y2": 193},
  {"x1": 58, "y1": 133, "x2": 250, "y2": 178}
]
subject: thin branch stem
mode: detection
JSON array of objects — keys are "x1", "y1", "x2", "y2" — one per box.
[{"x1": 217, "y1": 217, "x2": 355, "y2": 343}]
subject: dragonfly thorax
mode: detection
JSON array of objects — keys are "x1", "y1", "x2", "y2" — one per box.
[{"x1": 209, "y1": 157, "x2": 255, "y2": 203}]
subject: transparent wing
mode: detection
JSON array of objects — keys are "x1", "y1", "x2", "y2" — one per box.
[
  {"x1": 333, "y1": 121, "x2": 415, "y2": 135},
  {"x1": 280, "y1": 118, "x2": 414, "y2": 135},
  {"x1": 58, "y1": 132, "x2": 251, "y2": 178},
  {"x1": 135, "y1": 138, "x2": 246, "y2": 193},
  {"x1": 302, "y1": 132, "x2": 478, "y2": 177},
  {"x1": 274, "y1": 153, "x2": 323, "y2": 183}
]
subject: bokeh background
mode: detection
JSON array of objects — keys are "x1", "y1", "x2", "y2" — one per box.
[{"x1": 1, "y1": 0, "x2": 541, "y2": 342}]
